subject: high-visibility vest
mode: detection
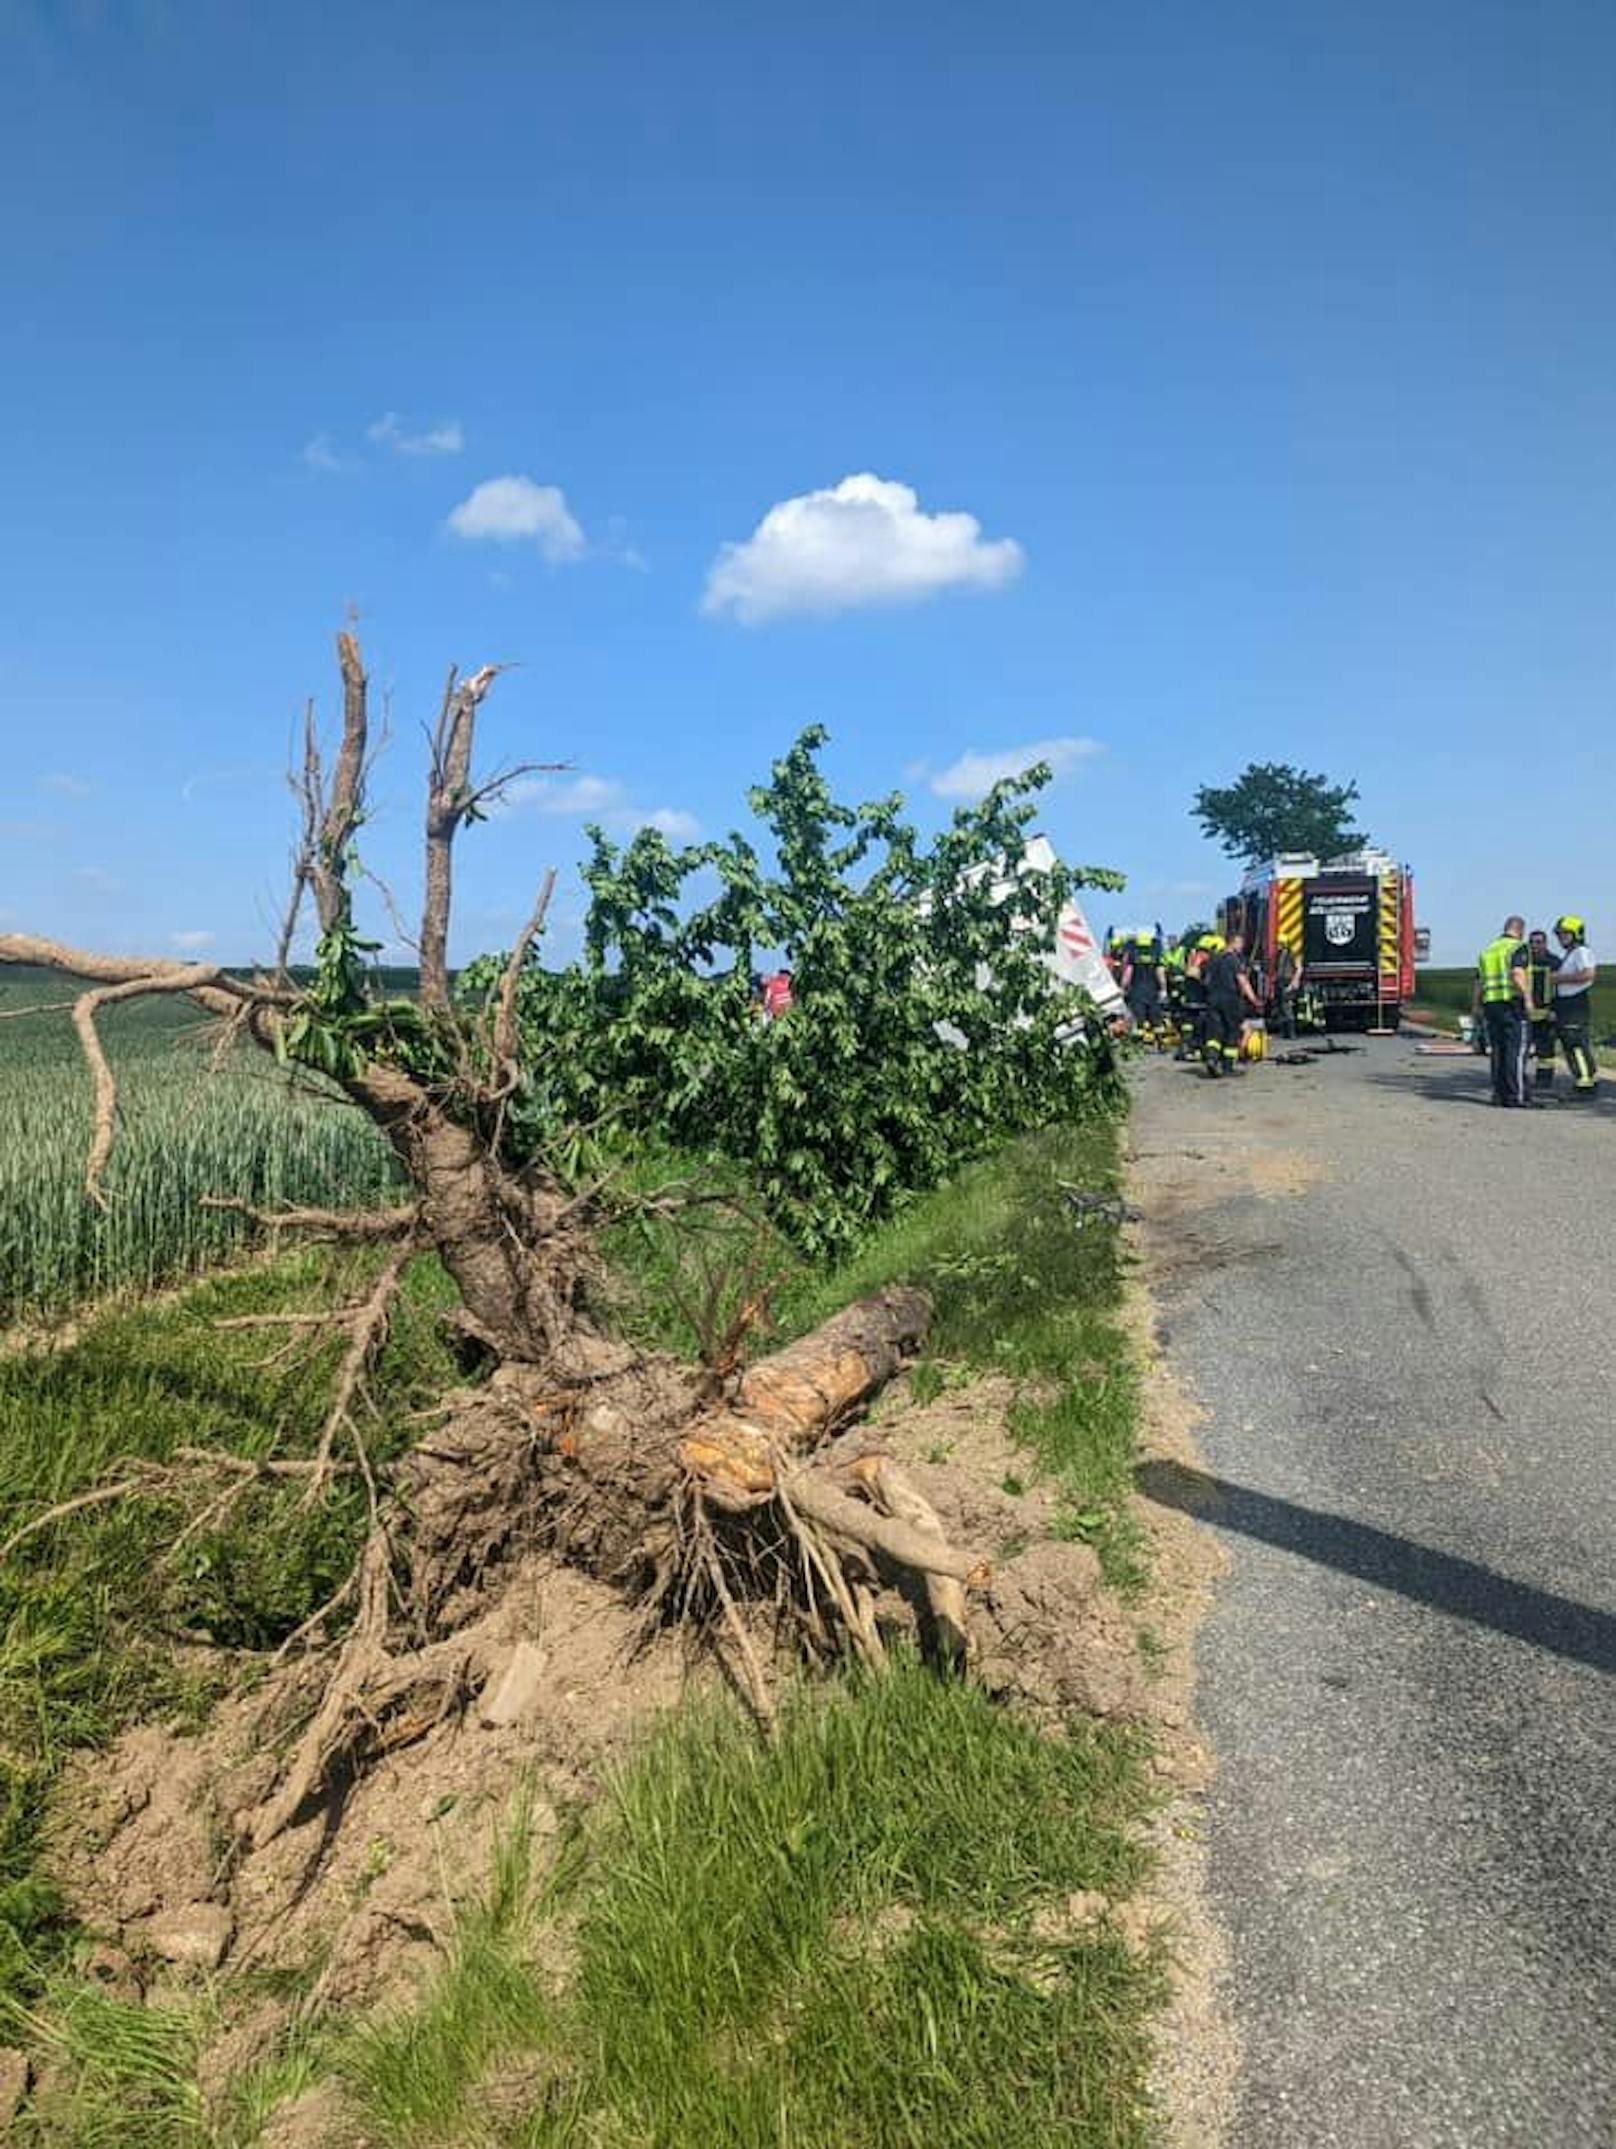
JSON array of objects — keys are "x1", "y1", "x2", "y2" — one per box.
[
  {"x1": 1528, "y1": 957, "x2": 1557, "y2": 1016},
  {"x1": 1478, "y1": 938, "x2": 1523, "y2": 1005}
]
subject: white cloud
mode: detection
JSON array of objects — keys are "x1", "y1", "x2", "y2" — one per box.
[
  {"x1": 301, "y1": 432, "x2": 342, "y2": 473},
  {"x1": 503, "y1": 774, "x2": 624, "y2": 816},
  {"x1": 497, "y1": 775, "x2": 697, "y2": 842},
  {"x1": 929, "y1": 736, "x2": 1103, "y2": 801},
  {"x1": 42, "y1": 771, "x2": 90, "y2": 797},
  {"x1": 368, "y1": 411, "x2": 465, "y2": 457},
  {"x1": 702, "y1": 473, "x2": 1024, "y2": 624},
  {"x1": 446, "y1": 476, "x2": 585, "y2": 562},
  {"x1": 614, "y1": 806, "x2": 700, "y2": 843},
  {"x1": 74, "y1": 866, "x2": 121, "y2": 895},
  {"x1": 170, "y1": 929, "x2": 216, "y2": 952}
]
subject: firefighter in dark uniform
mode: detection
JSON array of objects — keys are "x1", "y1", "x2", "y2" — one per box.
[
  {"x1": 1551, "y1": 914, "x2": 1598, "y2": 1096},
  {"x1": 1526, "y1": 929, "x2": 1561, "y2": 1090},
  {"x1": 1162, "y1": 936, "x2": 1186, "y2": 1048},
  {"x1": 1476, "y1": 916, "x2": 1537, "y2": 1107},
  {"x1": 1178, "y1": 933, "x2": 1215, "y2": 1061},
  {"x1": 1271, "y1": 939, "x2": 1304, "y2": 1040},
  {"x1": 1202, "y1": 930, "x2": 1263, "y2": 1077},
  {"x1": 1122, "y1": 934, "x2": 1165, "y2": 1046}
]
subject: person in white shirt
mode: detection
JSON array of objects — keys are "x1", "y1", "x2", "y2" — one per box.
[{"x1": 1551, "y1": 915, "x2": 1598, "y2": 1097}]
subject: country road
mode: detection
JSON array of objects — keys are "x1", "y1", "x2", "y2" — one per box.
[{"x1": 1130, "y1": 1037, "x2": 1616, "y2": 2148}]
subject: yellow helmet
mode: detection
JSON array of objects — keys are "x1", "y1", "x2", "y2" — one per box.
[
  {"x1": 1197, "y1": 932, "x2": 1226, "y2": 953},
  {"x1": 1556, "y1": 914, "x2": 1586, "y2": 939},
  {"x1": 1240, "y1": 1025, "x2": 1267, "y2": 1063}
]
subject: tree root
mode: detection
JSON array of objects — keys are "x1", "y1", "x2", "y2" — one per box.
[
  {"x1": 21, "y1": 1283, "x2": 991, "y2": 1855},
  {"x1": 0, "y1": 1450, "x2": 353, "y2": 1563}
]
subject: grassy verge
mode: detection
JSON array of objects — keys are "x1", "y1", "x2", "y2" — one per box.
[
  {"x1": 4, "y1": 1112, "x2": 1162, "y2": 2145},
  {"x1": 333, "y1": 1668, "x2": 1156, "y2": 2149},
  {"x1": 782, "y1": 1116, "x2": 1144, "y2": 1586},
  {"x1": 0, "y1": 1247, "x2": 461, "y2": 2008},
  {"x1": 1412, "y1": 964, "x2": 1616, "y2": 1050},
  {"x1": 306, "y1": 1115, "x2": 1160, "y2": 2148}
]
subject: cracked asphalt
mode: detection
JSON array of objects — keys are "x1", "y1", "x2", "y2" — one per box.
[{"x1": 1131, "y1": 1036, "x2": 1616, "y2": 2148}]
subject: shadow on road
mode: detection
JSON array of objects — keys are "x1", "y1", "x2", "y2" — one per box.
[
  {"x1": 1137, "y1": 1459, "x2": 1616, "y2": 1675},
  {"x1": 1365, "y1": 1064, "x2": 1616, "y2": 1114}
]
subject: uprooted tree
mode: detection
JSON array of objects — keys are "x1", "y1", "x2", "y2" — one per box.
[{"x1": 0, "y1": 634, "x2": 1126, "y2": 1849}]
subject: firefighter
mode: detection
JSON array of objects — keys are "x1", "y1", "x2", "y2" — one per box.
[
  {"x1": 1271, "y1": 939, "x2": 1304, "y2": 1040},
  {"x1": 1202, "y1": 930, "x2": 1262, "y2": 1078},
  {"x1": 1551, "y1": 915, "x2": 1598, "y2": 1097},
  {"x1": 1159, "y1": 936, "x2": 1184, "y2": 1051},
  {"x1": 1122, "y1": 934, "x2": 1165, "y2": 1046},
  {"x1": 1476, "y1": 916, "x2": 1536, "y2": 1107},
  {"x1": 1525, "y1": 929, "x2": 1560, "y2": 1089},
  {"x1": 1177, "y1": 933, "x2": 1216, "y2": 1061}
]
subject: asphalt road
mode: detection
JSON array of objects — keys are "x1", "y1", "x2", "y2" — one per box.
[{"x1": 1131, "y1": 1036, "x2": 1616, "y2": 2148}]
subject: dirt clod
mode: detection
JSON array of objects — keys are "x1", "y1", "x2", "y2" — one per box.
[{"x1": 140, "y1": 1899, "x2": 234, "y2": 1970}]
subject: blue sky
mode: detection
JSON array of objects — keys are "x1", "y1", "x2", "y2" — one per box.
[{"x1": 4, "y1": 0, "x2": 1614, "y2": 967}]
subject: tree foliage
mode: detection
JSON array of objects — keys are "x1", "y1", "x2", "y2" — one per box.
[
  {"x1": 1192, "y1": 761, "x2": 1365, "y2": 867},
  {"x1": 465, "y1": 730, "x2": 1125, "y2": 1256}
]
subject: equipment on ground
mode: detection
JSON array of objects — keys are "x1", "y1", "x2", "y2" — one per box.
[{"x1": 1223, "y1": 849, "x2": 1416, "y2": 1035}]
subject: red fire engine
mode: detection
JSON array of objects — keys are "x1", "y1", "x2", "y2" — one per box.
[{"x1": 1222, "y1": 849, "x2": 1417, "y2": 1032}]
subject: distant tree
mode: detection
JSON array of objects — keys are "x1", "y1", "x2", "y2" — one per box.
[
  {"x1": 1178, "y1": 918, "x2": 1213, "y2": 947},
  {"x1": 1192, "y1": 762, "x2": 1365, "y2": 867}
]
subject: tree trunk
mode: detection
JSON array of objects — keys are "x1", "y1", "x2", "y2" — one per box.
[{"x1": 346, "y1": 1064, "x2": 588, "y2": 1366}]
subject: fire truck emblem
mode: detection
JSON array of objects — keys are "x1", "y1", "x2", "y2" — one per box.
[{"x1": 1325, "y1": 913, "x2": 1355, "y2": 946}]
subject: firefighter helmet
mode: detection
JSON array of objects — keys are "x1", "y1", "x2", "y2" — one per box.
[
  {"x1": 1556, "y1": 914, "x2": 1586, "y2": 940},
  {"x1": 1239, "y1": 1025, "x2": 1267, "y2": 1063}
]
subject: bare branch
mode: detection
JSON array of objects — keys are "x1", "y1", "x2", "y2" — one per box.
[
  {"x1": 275, "y1": 700, "x2": 320, "y2": 983},
  {"x1": 309, "y1": 632, "x2": 369, "y2": 935},
  {"x1": 419, "y1": 664, "x2": 502, "y2": 1017},
  {"x1": 198, "y1": 1197, "x2": 418, "y2": 1242},
  {"x1": 305, "y1": 1242, "x2": 416, "y2": 1499},
  {"x1": 72, "y1": 967, "x2": 225, "y2": 1204},
  {"x1": 460, "y1": 757, "x2": 564, "y2": 820},
  {"x1": 492, "y1": 867, "x2": 556, "y2": 1081},
  {"x1": 0, "y1": 1450, "x2": 352, "y2": 1562},
  {"x1": 352, "y1": 858, "x2": 419, "y2": 957}
]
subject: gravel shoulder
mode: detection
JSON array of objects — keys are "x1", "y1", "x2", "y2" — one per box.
[{"x1": 1131, "y1": 1039, "x2": 1616, "y2": 2149}]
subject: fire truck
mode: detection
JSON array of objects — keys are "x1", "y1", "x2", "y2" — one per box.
[{"x1": 1222, "y1": 849, "x2": 1416, "y2": 1031}]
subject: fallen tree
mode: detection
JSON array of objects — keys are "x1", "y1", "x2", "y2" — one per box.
[{"x1": 0, "y1": 633, "x2": 1122, "y2": 1847}]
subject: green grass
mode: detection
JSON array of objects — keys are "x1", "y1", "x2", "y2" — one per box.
[
  {"x1": 0, "y1": 1100, "x2": 1159, "y2": 2144},
  {"x1": 778, "y1": 1119, "x2": 1145, "y2": 1586},
  {"x1": 4, "y1": 1977, "x2": 212, "y2": 2148},
  {"x1": 323, "y1": 1113, "x2": 1160, "y2": 2149},
  {"x1": 1412, "y1": 964, "x2": 1616, "y2": 1043},
  {"x1": 339, "y1": 1667, "x2": 1158, "y2": 2149},
  {"x1": 0, "y1": 967, "x2": 402, "y2": 1322},
  {"x1": 0, "y1": 1247, "x2": 462, "y2": 2008}
]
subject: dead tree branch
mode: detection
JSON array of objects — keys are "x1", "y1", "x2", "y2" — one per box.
[
  {"x1": 419, "y1": 665, "x2": 495, "y2": 1018},
  {"x1": 305, "y1": 1241, "x2": 417, "y2": 1498},
  {"x1": 492, "y1": 868, "x2": 557, "y2": 1086},
  {"x1": 198, "y1": 1197, "x2": 418, "y2": 1242}
]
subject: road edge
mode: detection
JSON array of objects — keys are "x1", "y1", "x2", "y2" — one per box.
[{"x1": 1125, "y1": 1139, "x2": 1241, "y2": 2148}]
